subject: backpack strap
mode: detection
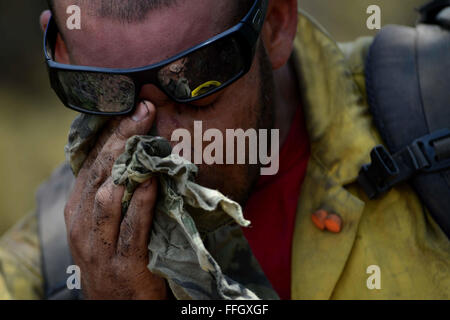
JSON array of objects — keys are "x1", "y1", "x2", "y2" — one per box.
[
  {"x1": 419, "y1": 0, "x2": 450, "y2": 27},
  {"x1": 359, "y1": 2, "x2": 450, "y2": 238},
  {"x1": 36, "y1": 163, "x2": 82, "y2": 299}
]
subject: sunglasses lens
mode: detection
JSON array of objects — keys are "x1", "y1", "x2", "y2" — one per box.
[
  {"x1": 56, "y1": 71, "x2": 135, "y2": 113},
  {"x1": 158, "y1": 36, "x2": 244, "y2": 100}
]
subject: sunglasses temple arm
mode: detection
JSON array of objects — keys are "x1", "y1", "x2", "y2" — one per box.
[{"x1": 242, "y1": 0, "x2": 269, "y2": 34}]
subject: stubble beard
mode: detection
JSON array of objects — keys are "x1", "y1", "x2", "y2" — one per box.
[{"x1": 225, "y1": 42, "x2": 276, "y2": 207}]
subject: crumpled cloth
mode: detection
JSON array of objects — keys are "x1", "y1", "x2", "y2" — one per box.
[{"x1": 65, "y1": 114, "x2": 279, "y2": 300}]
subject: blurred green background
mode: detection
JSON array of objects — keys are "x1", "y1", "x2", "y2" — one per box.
[{"x1": 0, "y1": 0, "x2": 427, "y2": 235}]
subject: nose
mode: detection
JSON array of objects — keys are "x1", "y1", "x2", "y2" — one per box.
[
  {"x1": 139, "y1": 84, "x2": 171, "y2": 107},
  {"x1": 138, "y1": 84, "x2": 184, "y2": 141}
]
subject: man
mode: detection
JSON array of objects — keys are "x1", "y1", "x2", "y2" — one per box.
[{"x1": 0, "y1": 0, "x2": 449, "y2": 300}]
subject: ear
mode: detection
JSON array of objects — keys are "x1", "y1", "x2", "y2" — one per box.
[
  {"x1": 40, "y1": 10, "x2": 70, "y2": 64},
  {"x1": 40, "y1": 10, "x2": 51, "y2": 32},
  {"x1": 261, "y1": 0, "x2": 298, "y2": 70}
]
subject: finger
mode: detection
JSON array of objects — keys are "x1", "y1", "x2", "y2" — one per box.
[
  {"x1": 91, "y1": 177, "x2": 125, "y2": 249},
  {"x1": 67, "y1": 101, "x2": 155, "y2": 249},
  {"x1": 81, "y1": 117, "x2": 121, "y2": 171},
  {"x1": 69, "y1": 101, "x2": 154, "y2": 212},
  {"x1": 65, "y1": 120, "x2": 118, "y2": 226},
  {"x1": 117, "y1": 177, "x2": 158, "y2": 257},
  {"x1": 80, "y1": 100, "x2": 156, "y2": 189}
]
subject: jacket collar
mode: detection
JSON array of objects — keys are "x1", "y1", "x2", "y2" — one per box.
[
  {"x1": 290, "y1": 10, "x2": 380, "y2": 299},
  {"x1": 292, "y1": 10, "x2": 379, "y2": 185}
]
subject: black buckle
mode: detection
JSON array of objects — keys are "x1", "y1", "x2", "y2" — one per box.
[
  {"x1": 411, "y1": 128, "x2": 450, "y2": 173},
  {"x1": 358, "y1": 129, "x2": 450, "y2": 199},
  {"x1": 358, "y1": 145, "x2": 400, "y2": 199}
]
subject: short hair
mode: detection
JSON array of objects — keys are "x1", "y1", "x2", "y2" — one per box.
[{"x1": 47, "y1": 0, "x2": 252, "y2": 24}]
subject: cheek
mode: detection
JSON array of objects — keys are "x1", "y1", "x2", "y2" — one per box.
[{"x1": 203, "y1": 60, "x2": 263, "y2": 132}]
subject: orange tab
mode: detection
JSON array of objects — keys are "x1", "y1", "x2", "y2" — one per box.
[
  {"x1": 311, "y1": 210, "x2": 328, "y2": 230},
  {"x1": 324, "y1": 213, "x2": 342, "y2": 233}
]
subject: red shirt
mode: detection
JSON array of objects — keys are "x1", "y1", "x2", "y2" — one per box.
[{"x1": 242, "y1": 106, "x2": 310, "y2": 300}]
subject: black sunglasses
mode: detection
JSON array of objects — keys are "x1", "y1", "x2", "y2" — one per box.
[{"x1": 44, "y1": 0, "x2": 269, "y2": 116}]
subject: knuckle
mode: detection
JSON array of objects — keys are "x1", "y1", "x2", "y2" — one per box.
[
  {"x1": 111, "y1": 257, "x2": 128, "y2": 274},
  {"x1": 100, "y1": 153, "x2": 115, "y2": 170},
  {"x1": 136, "y1": 184, "x2": 157, "y2": 207},
  {"x1": 64, "y1": 202, "x2": 75, "y2": 221},
  {"x1": 94, "y1": 183, "x2": 113, "y2": 211},
  {"x1": 117, "y1": 223, "x2": 139, "y2": 257},
  {"x1": 69, "y1": 232, "x2": 98, "y2": 265},
  {"x1": 91, "y1": 143, "x2": 105, "y2": 160},
  {"x1": 132, "y1": 194, "x2": 147, "y2": 209},
  {"x1": 114, "y1": 121, "x2": 130, "y2": 142},
  {"x1": 68, "y1": 222, "x2": 82, "y2": 245},
  {"x1": 84, "y1": 246, "x2": 99, "y2": 265},
  {"x1": 120, "y1": 219, "x2": 135, "y2": 243},
  {"x1": 88, "y1": 165, "x2": 106, "y2": 188},
  {"x1": 88, "y1": 155, "x2": 113, "y2": 188}
]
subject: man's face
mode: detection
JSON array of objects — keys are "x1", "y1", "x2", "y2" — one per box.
[{"x1": 55, "y1": 0, "x2": 274, "y2": 205}]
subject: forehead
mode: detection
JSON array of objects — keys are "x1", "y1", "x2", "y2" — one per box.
[{"x1": 58, "y1": 0, "x2": 237, "y2": 68}]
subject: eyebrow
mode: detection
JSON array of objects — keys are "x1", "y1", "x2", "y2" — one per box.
[{"x1": 50, "y1": 0, "x2": 179, "y2": 23}]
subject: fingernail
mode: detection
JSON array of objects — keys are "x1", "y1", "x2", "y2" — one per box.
[{"x1": 132, "y1": 101, "x2": 149, "y2": 122}]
